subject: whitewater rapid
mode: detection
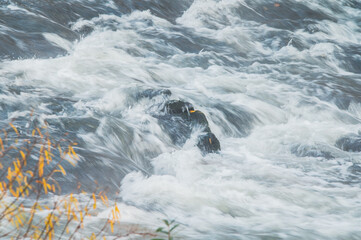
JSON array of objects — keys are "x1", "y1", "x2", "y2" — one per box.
[{"x1": 1, "y1": 0, "x2": 361, "y2": 239}]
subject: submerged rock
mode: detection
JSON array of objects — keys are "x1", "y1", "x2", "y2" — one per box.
[
  {"x1": 291, "y1": 144, "x2": 335, "y2": 159},
  {"x1": 336, "y1": 133, "x2": 361, "y2": 152},
  {"x1": 348, "y1": 164, "x2": 361, "y2": 175},
  {"x1": 137, "y1": 89, "x2": 172, "y2": 99}
]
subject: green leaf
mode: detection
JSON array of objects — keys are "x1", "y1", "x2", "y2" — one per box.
[
  {"x1": 169, "y1": 224, "x2": 179, "y2": 233},
  {"x1": 156, "y1": 227, "x2": 164, "y2": 233},
  {"x1": 151, "y1": 238, "x2": 165, "y2": 240},
  {"x1": 163, "y1": 219, "x2": 169, "y2": 226}
]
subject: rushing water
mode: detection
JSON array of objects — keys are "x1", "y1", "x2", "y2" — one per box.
[{"x1": 1, "y1": 0, "x2": 361, "y2": 239}]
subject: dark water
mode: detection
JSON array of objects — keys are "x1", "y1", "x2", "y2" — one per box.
[{"x1": 0, "y1": 0, "x2": 361, "y2": 239}]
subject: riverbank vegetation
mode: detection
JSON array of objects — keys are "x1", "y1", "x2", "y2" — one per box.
[{"x1": 0, "y1": 115, "x2": 175, "y2": 239}]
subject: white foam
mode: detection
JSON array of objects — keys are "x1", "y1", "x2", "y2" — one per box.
[{"x1": 43, "y1": 33, "x2": 73, "y2": 52}]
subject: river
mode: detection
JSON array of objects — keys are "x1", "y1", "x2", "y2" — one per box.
[{"x1": 0, "y1": 0, "x2": 361, "y2": 239}]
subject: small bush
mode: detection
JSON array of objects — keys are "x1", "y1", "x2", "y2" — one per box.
[
  {"x1": 152, "y1": 220, "x2": 180, "y2": 240},
  {"x1": 0, "y1": 115, "x2": 157, "y2": 239}
]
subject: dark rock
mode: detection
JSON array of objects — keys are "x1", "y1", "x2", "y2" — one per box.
[
  {"x1": 158, "y1": 100, "x2": 221, "y2": 154},
  {"x1": 164, "y1": 100, "x2": 194, "y2": 114},
  {"x1": 189, "y1": 110, "x2": 209, "y2": 130},
  {"x1": 197, "y1": 132, "x2": 221, "y2": 154}
]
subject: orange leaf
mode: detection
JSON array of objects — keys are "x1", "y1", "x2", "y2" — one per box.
[
  {"x1": 92, "y1": 193, "x2": 96, "y2": 209},
  {"x1": 0, "y1": 137, "x2": 4, "y2": 151}
]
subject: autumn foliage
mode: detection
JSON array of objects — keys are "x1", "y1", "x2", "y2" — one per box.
[{"x1": 0, "y1": 117, "x2": 133, "y2": 239}]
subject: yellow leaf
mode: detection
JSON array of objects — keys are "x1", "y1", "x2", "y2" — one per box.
[
  {"x1": 100, "y1": 195, "x2": 106, "y2": 205},
  {"x1": 9, "y1": 187, "x2": 18, "y2": 197},
  {"x1": 16, "y1": 215, "x2": 23, "y2": 226},
  {"x1": 43, "y1": 178, "x2": 48, "y2": 195},
  {"x1": 92, "y1": 193, "x2": 96, "y2": 209},
  {"x1": 20, "y1": 150, "x2": 25, "y2": 160},
  {"x1": 9, "y1": 123, "x2": 19, "y2": 136},
  {"x1": 39, "y1": 155, "x2": 44, "y2": 177},
  {"x1": 13, "y1": 161, "x2": 19, "y2": 173},
  {"x1": 26, "y1": 170, "x2": 34, "y2": 177},
  {"x1": 71, "y1": 210, "x2": 78, "y2": 221},
  {"x1": 115, "y1": 204, "x2": 120, "y2": 215},
  {"x1": 45, "y1": 150, "x2": 50, "y2": 164},
  {"x1": 36, "y1": 128, "x2": 43, "y2": 138},
  {"x1": 39, "y1": 163, "x2": 44, "y2": 178},
  {"x1": 49, "y1": 216, "x2": 53, "y2": 228},
  {"x1": 67, "y1": 151, "x2": 73, "y2": 159},
  {"x1": 28, "y1": 214, "x2": 34, "y2": 225},
  {"x1": 70, "y1": 146, "x2": 79, "y2": 160},
  {"x1": 58, "y1": 164, "x2": 66, "y2": 176},
  {"x1": 110, "y1": 221, "x2": 114, "y2": 233},
  {"x1": 7, "y1": 167, "x2": 12, "y2": 181},
  {"x1": 89, "y1": 233, "x2": 96, "y2": 240}
]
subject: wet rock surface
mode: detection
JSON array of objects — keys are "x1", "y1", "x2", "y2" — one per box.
[
  {"x1": 136, "y1": 89, "x2": 172, "y2": 99},
  {"x1": 291, "y1": 144, "x2": 335, "y2": 159},
  {"x1": 163, "y1": 100, "x2": 220, "y2": 154},
  {"x1": 197, "y1": 132, "x2": 221, "y2": 154}
]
